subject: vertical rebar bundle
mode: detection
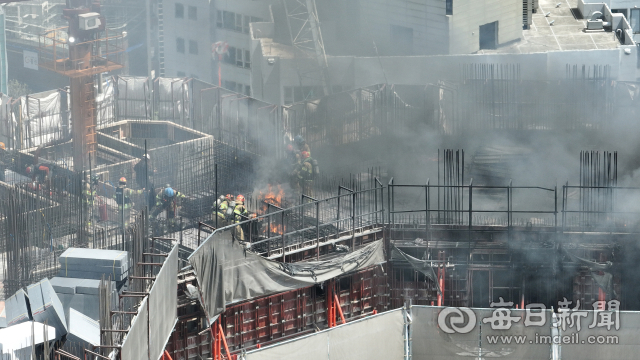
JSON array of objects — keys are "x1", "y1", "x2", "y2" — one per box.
[
  {"x1": 438, "y1": 149, "x2": 464, "y2": 224},
  {"x1": 579, "y1": 150, "x2": 617, "y2": 227}
]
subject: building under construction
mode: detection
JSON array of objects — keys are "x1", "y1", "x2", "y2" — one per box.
[
  {"x1": 1, "y1": 62, "x2": 640, "y2": 358},
  {"x1": 3, "y1": 0, "x2": 640, "y2": 359}
]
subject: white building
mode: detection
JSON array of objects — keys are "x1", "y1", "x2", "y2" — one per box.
[
  {"x1": 317, "y1": 0, "x2": 523, "y2": 56},
  {"x1": 160, "y1": 0, "x2": 277, "y2": 95}
]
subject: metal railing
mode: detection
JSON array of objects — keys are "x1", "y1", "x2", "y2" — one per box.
[
  {"x1": 388, "y1": 178, "x2": 640, "y2": 242},
  {"x1": 199, "y1": 179, "x2": 385, "y2": 261}
]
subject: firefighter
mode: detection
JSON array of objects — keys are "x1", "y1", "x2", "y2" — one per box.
[
  {"x1": 152, "y1": 185, "x2": 186, "y2": 233},
  {"x1": 26, "y1": 163, "x2": 51, "y2": 184},
  {"x1": 214, "y1": 194, "x2": 233, "y2": 227},
  {"x1": 114, "y1": 177, "x2": 143, "y2": 228},
  {"x1": 298, "y1": 151, "x2": 317, "y2": 197},
  {"x1": 287, "y1": 144, "x2": 302, "y2": 191},
  {"x1": 233, "y1": 194, "x2": 249, "y2": 241},
  {"x1": 294, "y1": 135, "x2": 310, "y2": 154}
]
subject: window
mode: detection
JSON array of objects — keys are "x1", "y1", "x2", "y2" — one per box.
[
  {"x1": 217, "y1": 11, "x2": 263, "y2": 33},
  {"x1": 244, "y1": 85, "x2": 250, "y2": 96},
  {"x1": 479, "y1": 21, "x2": 498, "y2": 49},
  {"x1": 224, "y1": 80, "x2": 237, "y2": 92},
  {"x1": 216, "y1": 10, "x2": 222, "y2": 28},
  {"x1": 175, "y1": 3, "x2": 184, "y2": 18},
  {"x1": 189, "y1": 40, "x2": 198, "y2": 54},
  {"x1": 446, "y1": 0, "x2": 453, "y2": 15},
  {"x1": 235, "y1": 13, "x2": 243, "y2": 31},
  {"x1": 632, "y1": 9, "x2": 640, "y2": 33},
  {"x1": 177, "y1": 71, "x2": 186, "y2": 77},
  {"x1": 224, "y1": 46, "x2": 237, "y2": 65},
  {"x1": 176, "y1": 37, "x2": 185, "y2": 53},
  {"x1": 188, "y1": 6, "x2": 197, "y2": 20},
  {"x1": 223, "y1": 11, "x2": 235, "y2": 30},
  {"x1": 236, "y1": 48, "x2": 243, "y2": 67},
  {"x1": 244, "y1": 50, "x2": 251, "y2": 69},
  {"x1": 243, "y1": 15, "x2": 250, "y2": 34}
]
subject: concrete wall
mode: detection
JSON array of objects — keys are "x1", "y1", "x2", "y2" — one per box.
[
  {"x1": 251, "y1": 45, "x2": 639, "y2": 104},
  {"x1": 448, "y1": 0, "x2": 522, "y2": 54},
  {"x1": 163, "y1": 0, "x2": 213, "y2": 80}
]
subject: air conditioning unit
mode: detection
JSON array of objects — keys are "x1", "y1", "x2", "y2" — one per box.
[{"x1": 79, "y1": 12, "x2": 101, "y2": 30}]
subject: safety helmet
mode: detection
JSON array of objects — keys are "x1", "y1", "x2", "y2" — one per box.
[
  {"x1": 26, "y1": 166, "x2": 32, "y2": 174},
  {"x1": 225, "y1": 194, "x2": 234, "y2": 201},
  {"x1": 301, "y1": 151, "x2": 310, "y2": 159},
  {"x1": 236, "y1": 194, "x2": 245, "y2": 203},
  {"x1": 286, "y1": 144, "x2": 294, "y2": 152},
  {"x1": 164, "y1": 187, "x2": 175, "y2": 197},
  {"x1": 219, "y1": 195, "x2": 226, "y2": 202},
  {"x1": 294, "y1": 135, "x2": 304, "y2": 145},
  {"x1": 119, "y1": 177, "x2": 127, "y2": 185},
  {"x1": 0, "y1": 142, "x2": 5, "y2": 150}
]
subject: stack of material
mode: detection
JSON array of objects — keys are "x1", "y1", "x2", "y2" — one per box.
[
  {"x1": 49, "y1": 277, "x2": 117, "y2": 321},
  {"x1": 58, "y1": 248, "x2": 128, "y2": 282},
  {"x1": 5, "y1": 289, "x2": 30, "y2": 327},
  {"x1": 65, "y1": 308, "x2": 99, "y2": 349},
  {"x1": 27, "y1": 279, "x2": 67, "y2": 339},
  {"x1": 0, "y1": 321, "x2": 56, "y2": 359}
]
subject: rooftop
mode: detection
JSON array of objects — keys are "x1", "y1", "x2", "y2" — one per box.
[{"x1": 480, "y1": 0, "x2": 621, "y2": 54}]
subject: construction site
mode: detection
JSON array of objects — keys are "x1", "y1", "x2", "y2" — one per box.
[{"x1": 2, "y1": 0, "x2": 640, "y2": 359}]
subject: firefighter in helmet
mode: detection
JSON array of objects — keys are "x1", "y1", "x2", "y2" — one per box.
[
  {"x1": 152, "y1": 185, "x2": 186, "y2": 233},
  {"x1": 114, "y1": 177, "x2": 144, "y2": 228},
  {"x1": 214, "y1": 194, "x2": 234, "y2": 228},
  {"x1": 297, "y1": 151, "x2": 317, "y2": 197},
  {"x1": 233, "y1": 194, "x2": 249, "y2": 241}
]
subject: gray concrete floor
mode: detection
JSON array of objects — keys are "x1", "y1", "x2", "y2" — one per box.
[{"x1": 482, "y1": 0, "x2": 620, "y2": 54}]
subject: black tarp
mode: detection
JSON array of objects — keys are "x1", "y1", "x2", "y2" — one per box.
[
  {"x1": 391, "y1": 245, "x2": 441, "y2": 294},
  {"x1": 189, "y1": 230, "x2": 385, "y2": 324},
  {"x1": 565, "y1": 251, "x2": 616, "y2": 297}
]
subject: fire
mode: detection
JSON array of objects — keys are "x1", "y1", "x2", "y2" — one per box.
[
  {"x1": 269, "y1": 223, "x2": 286, "y2": 235},
  {"x1": 263, "y1": 184, "x2": 285, "y2": 206},
  {"x1": 257, "y1": 184, "x2": 286, "y2": 214}
]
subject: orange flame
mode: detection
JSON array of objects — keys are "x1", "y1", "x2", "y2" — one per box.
[
  {"x1": 260, "y1": 184, "x2": 285, "y2": 208},
  {"x1": 269, "y1": 223, "x2": 286, "y2": 235}
]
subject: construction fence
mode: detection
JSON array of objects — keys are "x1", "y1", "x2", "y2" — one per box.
[{"x1": 245, "y1": 306, "x2": 640, "y2": 360}]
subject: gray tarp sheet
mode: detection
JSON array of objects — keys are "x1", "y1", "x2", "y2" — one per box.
[
  {"x1": 189, "y1": 230, "x2": 385, "y2": 324},
  {"x1": 562, "y1": 311, "x2": 640, "y2": 359},
  {"x1": 121, "y1": 297, "x2": 149, "y2": 360},
  {"x1": 148, "y1": 245, "x2": 178, "y2": 360},
  {"x1": 412, "y1": 306, "x2": 553, "y2": 360},
  {"x1": 245, "y1": 309, "x2": 405, "y2": 360}
]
